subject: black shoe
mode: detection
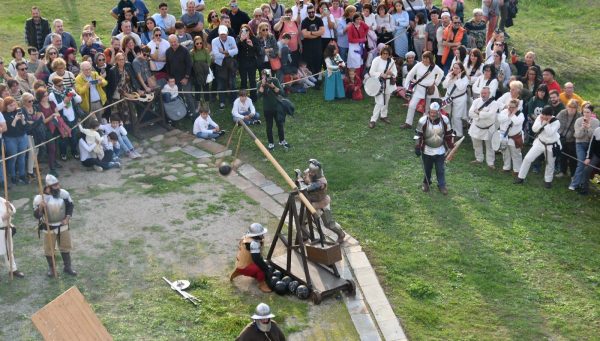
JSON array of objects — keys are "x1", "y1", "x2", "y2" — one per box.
[
  {"x1": 60, "y1": 155, "x2": 67, "y2": 161},
  {"x1": 54, "y1": 162, "x2": 63, "y2": 169},
  {"x1": 12, "y1": 270, "x2": 24, "y2": 278},
  {"x1": 513, "y1": 178, "x2": 524, "y2": 184},
  {"x1": 18, "y1": 176, "x2": 29, "y2": 185},
  {"x1": 73, "y1": 152, "x2": 80, "y2": 159},
  {"x1": 255, "y1": 119, "x2": 261, "y2": 125},
  {"x1": 544, "y1": 181, "x2": 552, "y2": 189}
]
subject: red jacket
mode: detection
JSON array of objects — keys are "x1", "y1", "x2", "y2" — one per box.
[{"x1": 348, "y1": 22, "x2": 369, "y2": 44}]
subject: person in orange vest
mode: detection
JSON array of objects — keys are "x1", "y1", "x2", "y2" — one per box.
[{"x1": 441, "y1": 15, "x2": 464, "y2": 74}]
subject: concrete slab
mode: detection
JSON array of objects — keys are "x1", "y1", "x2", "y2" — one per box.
[
  {"x1": 214, "y1": 150, "x2": 232, "y2": 158},
  {"x1": 150, "y1": 134, "x2": 164, "y2": 142},
  {"x1": 222, "y1": 173, "x2": 255, "y2": 191},
  {"x1": 261, "y1": 183, "x2": 285, "y2": 196},
  {"x1": 182, "y1": 172, "x2": 196, "y2": 178},
  {"x1": 378, "y1": 318, "x2": 408, "y2": 341},
  {"x1": 181, "y1": 145, "x2": 212, "y2": 159},
  {"x1": 345, "y1": 252, "x2": 372, "y2": 270},
  {"x1": 350, "y1": 314, "x2": 382, "y2": 341},
  {"x1": 272, "y1": 193, "x2": 289, "y2": 205},
  {"x1": 164, "y1": 129, "x2": 182, "y2": 137},
  {"x1": 165, "y1": 146, "x2": 181, "y2": 153},
  {"x1": 353, "y1": 267, "x2": 382, "y2": 288},
  {"x1": 162, "y1": 175, "x2": 177, "y2": 181},
  {"x1": 194, "y1": 139, "x2": 227, "y2": 154}
]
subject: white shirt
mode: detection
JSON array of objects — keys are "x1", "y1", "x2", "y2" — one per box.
[
  {"x1": 496, "y1": 92, "x2": 523, "y2": 112},
  {"x1": 472, "y1": 76, "x2": 498, "y2": 98},
  {"x1": 162, "y1": 84, "x2": 179, "y2": 99},
  {"x1": 442, "y1": 75, "x2": 469, "y2": 98},
  {"x1": 193, "y1": 115, "x2": 219, "y2": 135},
  {"x1": 147, "y1": 39, "x2": 170, "y2": 71},
  {"x1": 101, "y1": 134, "x2": 120, "y2": 151},
  {"x1": 211, "y1": 36, "x2": 238, "y2": 66},
  {"x1": 152, "y1": 13, "x2": 177, "y2": 32},
  {"x1": 0, "y1": 113, "x2": 4, "y2": 138},
  {"x1": 369, "y1": 56, "x2": 398, "y2": 94},
  {"x1": 232, "y1": 97, "x2": 256, "y2": 121},
  {"x1": 403, "y1": 0, "x2": 425, "y2": 11},
  {"x1": 100, "y1": 123, "x2": 128, "y2": 137},
  {"x1": 469, "y1": 97, "x2": 500, "y2": 140},
  {"x1": 291, "y1": 5, "x2": 308, "y2": 22},
  {"x1": 79, "y1": 137, "x2": 98, "y2": 161},
  {"x1": 497, "y1": 109, "x2": 524, "y2": 139},
  {"x1": 532, "y1": 115, "x2": 561, "y2": 145},
  {"x1": 319, "y1": 13, "x2": 336, "y2": 39},
  {"x1": 403, "y1": 62, "x2": 444, "y2": 98}
]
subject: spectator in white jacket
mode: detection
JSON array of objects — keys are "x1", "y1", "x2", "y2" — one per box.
[
  {"x1": 193, "y1": 108, "x2": 224, "y2": 140},
  {"x1": 99, "y1": 114, "x2": 141, "y2": 158},
  {"x1": 232, "y1": 90, "x2": 261, "y2": 125}
]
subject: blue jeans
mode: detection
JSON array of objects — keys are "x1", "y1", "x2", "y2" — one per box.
[
  {"x1": 5, "y1": 134, "x2": 28, "y2": 179},
  {"x1": 422, "y1": 153, "x2": 446, "y2": 188},
  {"x1": 117, "y1": 134, "x2": 134, "y2": 154},
  {"x1": 195, "y1": 125, "x2": 221, "y2": 139},
  {"x1": 570, "y1": 142, "x2": 589, "y2": 188},
  {"x1": 234, "y1": 111, "x2": 260, "y2": 125}
]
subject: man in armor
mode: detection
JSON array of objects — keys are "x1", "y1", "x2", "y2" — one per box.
[
  {"x1": 295, "y1": 159, "x2": 345, "y2": 243},
  {"x1": 236, "y1": 303, "x2": 286, "y2": 341},
  {"x1": 33, "y1": 174, "x2": 76, "y2": 277},
  {"x1": 230, "y1": 223, "x2": 272, "y2": 293},
  {"x1": 0, "y1": 198, "x2": 25, "y2": 279},
  {"x1": 415, "y1": 102, "x2": 455, "y2": 195}
]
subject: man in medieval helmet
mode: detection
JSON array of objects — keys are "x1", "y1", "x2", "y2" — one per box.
[
  {"x1": 236, "y1": 302, "x2": 286, "y2": 341},
  {"x1": 33, "y1": 174, "x2": 76, "y2": 277},
  {"x1": 230, "y1": 223, "x2": 272, "y2": 293},
  {"x1": 295, "y1": 159, "x2": 345, "y2": 243}
]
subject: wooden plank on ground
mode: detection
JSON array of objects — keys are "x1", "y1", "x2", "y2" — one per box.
[{"x1": 31, "y1": 286, "x2": 113, "y2": 341}]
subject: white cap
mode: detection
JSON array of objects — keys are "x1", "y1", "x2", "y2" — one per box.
[
  {"x1": 441, "y1": 12, "x2": 451, "y2": 18},
  {"x1": 430, "y1": 102, "x2": 440, "y2": 111},
  {"x1": 218, "y1": 25, "x2": 228, "y2": 35},
  {"x1": 45, "y1": 174, "x2": 59, "y2": 186}
]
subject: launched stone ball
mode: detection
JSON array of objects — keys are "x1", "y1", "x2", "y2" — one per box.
[
  {"x1": 218, "y1": 162, "x2": 232, "y2": 176},
  {"x1": 274, "y1": 280, "x2": 288, "y2": 295}
]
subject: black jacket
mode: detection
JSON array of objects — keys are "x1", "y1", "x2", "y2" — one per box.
[
  {"x1": 106, "y1": 63, "x2": 140, "y2": 100},
  {"x1": 25, "y1": 17, "x2": 51, "y2": 51},
  {"x1": 236, "y1": 36, "x2": 259, "y2": 67},
  {"x1": 165, "y1": 46, "x2": 192, "y2": 83}
]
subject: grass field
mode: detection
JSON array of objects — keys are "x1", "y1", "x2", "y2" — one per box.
[{"x1": 1, "y1": 0, "x2": 599, "y2": 340}]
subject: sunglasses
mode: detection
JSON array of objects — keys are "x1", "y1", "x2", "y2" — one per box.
[
  {"x1": 195, "y1": 42, "x2": 203, "y2": 45},
  {"x1": 49, "y1": 52, "x2": 57, "y2": 55},
  {"x1": 308, "y1": 11, "x2": 315, "y2": 14},
  {"x1": 97, "y1": 58, "x2": 106, "y2": 61},
  {"x1": 260, "y1": 29, "x2": 268, "y2": 32},
  {"x1": 18, "y1": 68, "x2": 27, "y2": 71},
  {"x1": 494, "y1": 43, "x2": 503, "y2": 46},
  {"x1": 154, "y1": 34, "x2": 161, "y2": 37}
]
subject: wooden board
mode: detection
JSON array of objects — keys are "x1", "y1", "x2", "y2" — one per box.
[
  {"x1": 31, "y1": 286, "x2": 112, "y2": 341},
  {"x1": 270, "y1": 251, "x2": 349, "y2": 293}
]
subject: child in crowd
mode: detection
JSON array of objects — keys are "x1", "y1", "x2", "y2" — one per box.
[
  {"x1": 162, "y1": 77, "x2": 179, "y2": 103},
  {"x1": 193, "y1": 108, "x2": 225, "y2": 140},
  {"x1": 175, "y1": 21, "x2": 193, "y2": 50},
  {"x1": 101, "y1": 132, "x2": 122, "y2": 164},
  {"x1": 297, "y1": 61, "x2": 317, "y2": 88},
  {"x1": 412, "y1": 12, "x2": 427, "y2": 61},
  {"x1": 343, "y1": 68, "x2": 363, "y2": 101},
  {"x1": 232, "y1": 90, "x2": 261, "y2": 125},
  {"x1": 78, "y1": 119, "x2": 120, "y2": 171},
  {"x1": 100, "y1": 114, "x2": 142, "y2": 158}
]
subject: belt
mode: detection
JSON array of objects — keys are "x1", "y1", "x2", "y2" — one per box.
[
  {"x1": 540, "y1": 140, "x2": 555, "y2": 146},
  {"x1": 476, "y1": 123, "x2": 495, "y2": 130},
  {"x1": 90, "y1": 100, "x2": 102, "y2": 103},
  {"x1": 452, "y1": 92, "x2": 467, "y2": 99}
]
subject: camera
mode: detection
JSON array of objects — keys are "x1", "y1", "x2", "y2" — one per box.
[{"x1": 264, "y1": 69, "x2": 272, "y2": 77}]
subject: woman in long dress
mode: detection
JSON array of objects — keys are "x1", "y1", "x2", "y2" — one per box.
[
  {"x1": 323, "y1": 45, "x2": 346, "y2": 101},
  {"x1": 391, "y1": 1, "x2": 409, "y2": 58}
]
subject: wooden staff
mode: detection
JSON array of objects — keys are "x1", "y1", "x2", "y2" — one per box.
[
  {"x1": 238, "y1": 121, "x2": 319, "y2": 216},
  {"x1": 1, "y1": 143, "x2": 14, "y2": 280},
  {"x1": 33, "y1": 154, "x2": 57, "y2": 278}
]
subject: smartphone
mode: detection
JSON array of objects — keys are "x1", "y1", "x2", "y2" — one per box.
[{"x1": 92, "y1": 20, "x2": 97, "y2": 28}]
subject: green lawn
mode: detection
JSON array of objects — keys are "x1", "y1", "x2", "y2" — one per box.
[{"x1": 1, "y1": 0, "x2": 599, "y2": 340}]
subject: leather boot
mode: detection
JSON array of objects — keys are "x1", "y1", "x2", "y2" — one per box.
[
  {"x1": 322, "y1": 210, "x2": 345, "y2": 243},
  {"x1": 46, "y1": 256, "x2": 56, "y2": 278},
  {"x1": 258, "y1": 280, "x2": 272, "y2": 293},
  {"x1": 61, "y1": 252, "x2": 77, "y2": 276},
  {"x1": 230, "y1": 268, "x2": 241, "y2": 282}
]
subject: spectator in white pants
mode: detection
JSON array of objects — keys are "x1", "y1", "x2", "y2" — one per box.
[
  {"x1": 497, "y1": 99, "x2": 524, "y2": 175},
  {"x1": 441, "y1": 62, "x2": 469, "y2": 138},
  {"x1": 368, "y1": 46, "x2": 397, "y2": 129},
  {"x1": 514, "y1": 106, "x2": 562, "y2": 188},
  {"x1": 468, "y1": 87, "x2": 499, "y2": 169},
  {"x1": 402, "y1": 51, "x2": 443, "y2": 129}
]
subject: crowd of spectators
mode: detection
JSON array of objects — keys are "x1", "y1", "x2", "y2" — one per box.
[{"x1": 0, "y1": 0, "x2": 598, "y2": 194}]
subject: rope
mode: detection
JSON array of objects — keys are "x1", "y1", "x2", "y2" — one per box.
[{"x1": 2, "y1": 98, "x2": 127, "y2": 162}]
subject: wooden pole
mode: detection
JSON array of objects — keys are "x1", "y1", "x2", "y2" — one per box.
[
  {"x1": 33, "y1": 154, "x2": 57, "y2": 278},
  {"x1": 238, "y1": 122, "x2": 318, "y2": 215},
  {"x1": 1, "y1": 143, "x2": 13, "y2": 280}
]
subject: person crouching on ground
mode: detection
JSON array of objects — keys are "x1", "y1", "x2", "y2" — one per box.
[
  {"x1": 100, "y1": 114, "x2": 142, "y2": 158},
  {"x1": 78, "y1": 119, "x2": 121, "y2": 172},
  {"x1": 230, "y1": 223, "x2": 272, "y2": 293},
  {"x1": 193, "y1": 107, "x2": 224, "y2": 140},
  {"x1": 232, "y1": 89, "x2": 261, "y2": 126}
]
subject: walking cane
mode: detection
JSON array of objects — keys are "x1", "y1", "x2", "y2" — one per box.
[
  {"x1": 1, "y1": 143, "x2": 14, "y2": 280},
  {"x1": 33, "y1": 154, "x2": 57, "y2": 278}
]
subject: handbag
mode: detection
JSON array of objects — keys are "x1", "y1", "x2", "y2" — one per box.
[
  {"x1": 510, "y1": 133, "x2": 524, "y2": 149},
  {"x1": 206, "y1": 67, "x2": 214, "y2": 84},
  {"x1": 426, "y1": 84, "x2": 436, "y2": 95},
  {"x1": 269, "y1": 56, "x2": 282, "y2": 71}
]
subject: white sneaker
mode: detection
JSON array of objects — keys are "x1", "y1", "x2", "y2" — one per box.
[
  {"x1": 128, "y1": 152, "x2": 138, "y2": 159},
  {"x1": 93, "y1": 165, "x2": 103, "y2": 172},
  {"x1": 134, "y1": 151, "x2": 142, "y2": 158},
  {"x1": 568, "y1": 185, "x2": 576, "y2": 191}
]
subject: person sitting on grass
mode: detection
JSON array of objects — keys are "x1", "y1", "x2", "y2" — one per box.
[
  {"x1": 100, "y1": 114, "x2": 141, "y2": 158},
  {"x1": 78, "y1": 119, "x2": 120, "y2": 172},
  {"x1": 232, "y1": 90, "x2": 261, "y2": 126},
  {"x1": 101, "y1": 132, "x2": 122, "y2": 164},
  {"x1": 193, "y1": 107, "x2": 225, "y2": 141}
]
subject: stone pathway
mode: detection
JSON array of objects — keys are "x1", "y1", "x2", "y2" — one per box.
[{"x1": 144, "y1": 127, "x2": 408, "y2": 341}]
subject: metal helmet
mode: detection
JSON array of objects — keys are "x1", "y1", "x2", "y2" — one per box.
[
  {"x1": 246, "y1": 223, "x2": 267, "y2": 237},
  {"x1": 45, "y1": 174, "x2": 59, "y2": 187},
  {"x1": 308, "y1": 159, "x2": 323, "y2": 177},
  {"x1": 251, "y1": 303, "x2": 275, "y2": 320}
]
